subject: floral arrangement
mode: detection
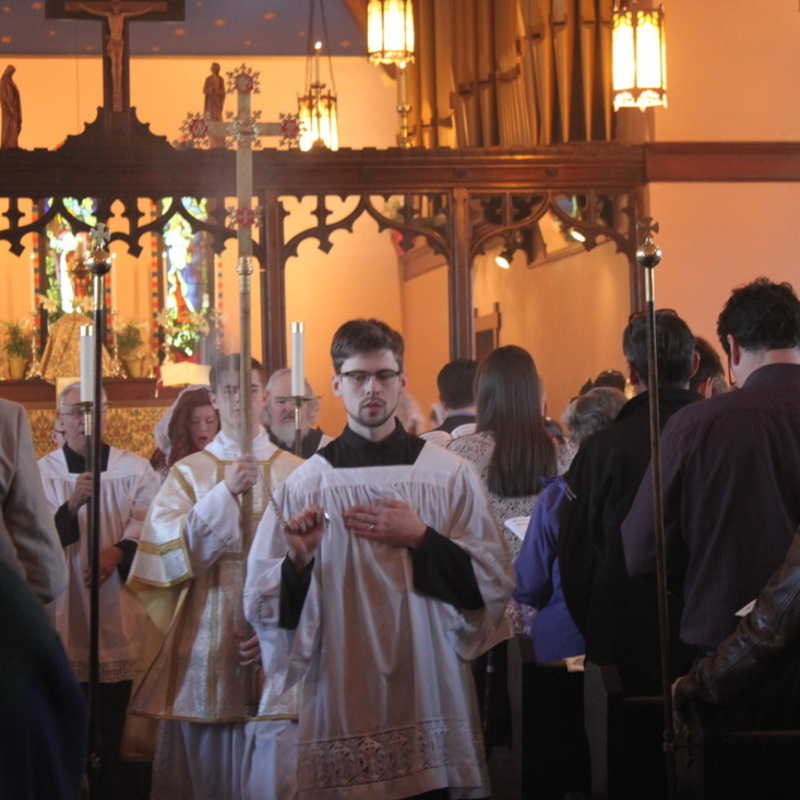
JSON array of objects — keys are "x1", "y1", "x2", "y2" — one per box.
[
  {"x1": 156, "y1": 306, "x2": 223, "y2": 361},
  {"x1": 36, "y1": 292, "x2": 92, "y2": 318}
]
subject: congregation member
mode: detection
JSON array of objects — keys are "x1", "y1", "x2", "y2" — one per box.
[
  {"x1": 448, "y1": 345, "x2": 557, "y2": 558},
  {"x1": 559, "y1": 311, "x2": 700, "y2": 695},
  {"x1": 245, "y1": 319, "x2": 512, "y2": 800},
  {"x1": 447, "y1": 345, "x2": 557, "y2": 754},
  {"x1": 515, "y1": 386, "x2": 627, "y2": 662},
  {"x1": 433, "y1": 358, "x2": 477, "y2": 433},
  {"x1": 0, "y1": 396, "x2": 66, "y2": 606},
  {"x1": 624, "y1": 278, "x2": 800, "y2": 655},
  {"x1": 673, "y1": 528, "x2": 800, "y2": 730},
  {"x1": 513, "y1": 386, "x2": 625, "y2": 799},
  {"x1": 689, "y1": 335, "x2": 727, "y2": 397},
  {"x1": 264, "y1": 367, "x2": 331, "y2": 457},
  {"x1": 0, "y1": 560, "x2": 86, "y2": 800},
  {"x1": 672, "y1": 528, "x2": 800, "y2": 799},
  {"x1": 150, "y1": 385, "x2": 219, "y2": 480},
  {"x1": 38, "y1": 382, "x2": 160, "y2": 798},
  {"x1": 128, "y1": 355, "x2": 302, "y2": 800}
]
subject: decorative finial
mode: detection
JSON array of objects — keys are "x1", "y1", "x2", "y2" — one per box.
[{"x1": 636, "y1": 216, "x2": 662, "y2": 270}]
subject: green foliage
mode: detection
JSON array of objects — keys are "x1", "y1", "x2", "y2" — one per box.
[
  {"x1": 3, "y1": 321, "x2": 32, "y2": 359},
  {"x1": 116, "y1": 322, "x2": 144, "y2": 355}
]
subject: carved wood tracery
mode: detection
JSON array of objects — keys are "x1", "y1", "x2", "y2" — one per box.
[{"x1": 0, "y1": 110, "x2": 658, "y2": 370}]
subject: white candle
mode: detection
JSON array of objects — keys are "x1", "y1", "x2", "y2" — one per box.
[
  {"x1": 29, "y1": 253, "x2": 36, "y2": 313},
  {"x1": 79, "y1": 324, "x2": 95, "y2": 404},
  {"x1": 291, "y1": 321, "x2": 305, "y2": 397}
]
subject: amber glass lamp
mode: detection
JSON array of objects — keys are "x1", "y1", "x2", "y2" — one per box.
[{"x1": 612, "y1": 1, "x2": 668, "y2": 111}]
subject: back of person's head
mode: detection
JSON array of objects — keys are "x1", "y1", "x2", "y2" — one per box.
[
  {"x1": 331, "y1": 318, "x2": 404, "y2": 372},
  {"x1": 592, "y1": 369, "x2": 626, "y2": 393},
  {"x1": 622, "y1": 310, "x2": 695, "y2": 388},
  {"x1": 689, "y1": 336, "x2": 726, "y2": 396},
  {"x1": 475, "y1": 345, "x2": 557, "y2": 497},
  {"x1": 716, "y1": 278, "x2": 800, "y2": 356},
  {"x1": 436, "y1": 359, "x2": 477, "y2": 410},
  {"x1": 564, "y1": 387, "x2": 626, "y2": 445},
  {"x1": 209, "y1": 354, "x2": 267, "y2": 389}
]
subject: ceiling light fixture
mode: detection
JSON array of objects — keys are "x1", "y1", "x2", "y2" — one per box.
[
  {"x1": 298, "y1": 1, "x2": 339, "y2": 151},
  {"x1": 612, "y1": 1, "x2": 668, "y2": 111}
]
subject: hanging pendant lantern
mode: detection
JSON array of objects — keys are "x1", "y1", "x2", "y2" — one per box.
[
  {"x1": 298, "y1": 18, "x2": 339, "y2": 152},
  {"x1": 612, "y1": 2, "x2": 667, "y2": 111},
  {"x1": 298, "y1": 43, "x2": 339, "y2": 152},
  {"x1": 367, "y1": 0, "x2": 415, "y2": 68}
]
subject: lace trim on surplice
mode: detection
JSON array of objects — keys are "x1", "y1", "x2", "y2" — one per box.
[{"x1": 297, "y1": 718, "x2": 484, "y2": 790}]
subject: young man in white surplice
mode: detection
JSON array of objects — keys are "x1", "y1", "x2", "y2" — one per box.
[
  {"x1": 38, "y1": 381, "x2": 160, "y2": 797},
  {"x1": 127, "y1": 355, "x2": 303, "y2": 800},
  {"x1": 245, "y1": 319, "x2": 513, "y2": 800}
]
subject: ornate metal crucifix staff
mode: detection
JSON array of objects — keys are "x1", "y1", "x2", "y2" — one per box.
[{"x1": 200, "y1": 65, "x2": 299, "y2": 714}]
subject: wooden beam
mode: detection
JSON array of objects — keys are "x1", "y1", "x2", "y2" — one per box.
[
  {"x1": 0, "y1": 143, "x2": 646, "y2": 198},
  {"x1": 646, "y1": 142, "x2": 800, "y2": 182}
]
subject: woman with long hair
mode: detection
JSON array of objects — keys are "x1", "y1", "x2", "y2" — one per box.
[
  {"x1": 150, "y1": 386, "x2": 220, "y2": 479},
  {"x1": 449, "y1": 344, "x2": 557, "y2": 554}
]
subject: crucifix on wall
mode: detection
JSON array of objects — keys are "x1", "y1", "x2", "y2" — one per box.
[{"x1": 46, "y1": 0, "x2": 184, "y2": 112}]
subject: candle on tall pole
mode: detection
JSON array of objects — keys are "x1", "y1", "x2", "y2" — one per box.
[
  {"x1": 291, "y1": 322, "x2": 306, "y2": 457},
  {"x1": 80, "y1": 324, "x2": 95, "y2": 404},
  {"x1": 291, "y1": 322, "x2": 305, "y2": 397}
]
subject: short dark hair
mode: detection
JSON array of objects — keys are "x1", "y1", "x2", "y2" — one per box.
[
  {"x1": 209, "y1": 354, "x2": 267, "y2": 389},
  {"x1": 622, "y1": 310, "x2": 695, "y2": 387},
  {"x1": 717, "y1": 278, "x2": 800, "y2": 356},
  {"x1": 436, "y1": 359, "x2": 477, "y2": 410},
  {"x1": 592, "y1": 369, "x2": 626, "y2": 393},
  {"x1": 689, "y1": 336, "x2": 724, "y2": 394},
  {"x1": 331, "y1": 319, "x2": 404, "y2": 372}
]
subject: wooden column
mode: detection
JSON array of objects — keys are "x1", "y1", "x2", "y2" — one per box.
[
  {"x1": 449, "y1": 187, "x2": 474, "y2": 359},
  {"x1": 260, "y1": 191, "x2": 287, "y2": 372}
]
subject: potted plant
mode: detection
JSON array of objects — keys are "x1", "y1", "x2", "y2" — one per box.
[
  {"x1": 115, "y1": 320, "x2": 148, "y2": 378},
  {"x1": 2, "y1": 319, "x2": 33, "y2": 379}
]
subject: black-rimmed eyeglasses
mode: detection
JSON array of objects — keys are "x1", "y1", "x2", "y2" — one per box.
[{"x1": 339, "y1": 370, "x2": 402, "y2": 387}]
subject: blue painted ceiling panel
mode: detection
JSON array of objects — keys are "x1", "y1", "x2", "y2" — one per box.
[{"x1": 0, "y1": 1, "x2": 365, "y2": 56}]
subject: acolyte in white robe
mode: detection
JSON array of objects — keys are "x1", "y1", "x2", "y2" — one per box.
[
  {"x1": 245, "y1": 442, "x2": 514, "y2": 800},
  {"x1": 127, "y1": 429, "x2": 302, "y2": 800},
  {"x1": 38, "y1": 446, "x2": 160, "y2": 683}
]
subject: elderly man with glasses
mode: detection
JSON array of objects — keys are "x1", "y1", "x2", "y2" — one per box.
[{"x1": 37, "y1": 381, "x2": 160, "y2": 798}]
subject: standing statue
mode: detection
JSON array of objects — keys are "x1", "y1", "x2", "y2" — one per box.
[
  {"x1": 203, "y1": 62, "x2": 226, "y2": 148},
  {"x1": 0, "y1": 65, "x2": 21, "y2": 149},
  {"x1": 68, "y1": 1, "x2": 165, "y2": 112}
]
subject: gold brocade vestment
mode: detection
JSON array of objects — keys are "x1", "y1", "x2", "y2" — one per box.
[{"x1": 128, "y1": 431, "x2": 301, "y2": 723}]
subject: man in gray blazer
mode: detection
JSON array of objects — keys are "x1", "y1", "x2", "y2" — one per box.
[{"x1": 0, "y1": 397, "x2": 66, "y2": 605}]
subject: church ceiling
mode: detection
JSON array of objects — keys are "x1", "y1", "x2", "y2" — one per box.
[{"x1": 0, "y1": 1, "x2": 364, "y2": 57}]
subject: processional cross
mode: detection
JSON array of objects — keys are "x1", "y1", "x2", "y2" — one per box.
[
  {"x1": 182, "y1": 64, "x2": 300, "y2": 460},
  {"x1": 47, "y1": 0, "x2": 182, "y2": 112},
  {"x1": 183, "y1": 66, "x2": 300, "y2": 715}
]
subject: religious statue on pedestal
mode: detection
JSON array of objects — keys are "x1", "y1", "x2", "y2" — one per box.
[
  {"x1": 0, "y1": 65, "x2": 21, "y2": 149},
  {"x1": 203, "y1": 63, "x2": 226, "y2": 148}
]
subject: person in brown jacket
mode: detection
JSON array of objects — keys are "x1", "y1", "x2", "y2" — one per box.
[{"x1": 0, "y1": 396, "x2": 66, "y2": 605}]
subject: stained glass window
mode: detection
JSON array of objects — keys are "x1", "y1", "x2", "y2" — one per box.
[
  {"x1": 158, "y1": 198, "x2": 214, "y2": 360},
  {"x1": 39, "y1": 197, "x2": 97, "y2": 320}
]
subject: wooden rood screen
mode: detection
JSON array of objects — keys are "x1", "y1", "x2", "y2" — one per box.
[{"x1": 0, "y1": 108, "x2": 649, "y2": 369}]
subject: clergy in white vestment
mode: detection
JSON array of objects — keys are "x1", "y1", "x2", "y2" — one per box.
[
  {"x1": 127, "y1": 354, "x2": 303, "y2": 800},
  {"x1": 38, "y1": 381, "x2": 160, "y2": 797},
  {"x1": 245, "y1": 320, "x2": 513, "y2": 800}
]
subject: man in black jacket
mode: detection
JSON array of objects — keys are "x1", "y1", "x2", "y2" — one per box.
[
  {"x1": 624, "y1": 279, "x2": 800, "y2": 654},
  {"x1": 559, "y1": 310, "x2": 700, "y2": 694}
]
